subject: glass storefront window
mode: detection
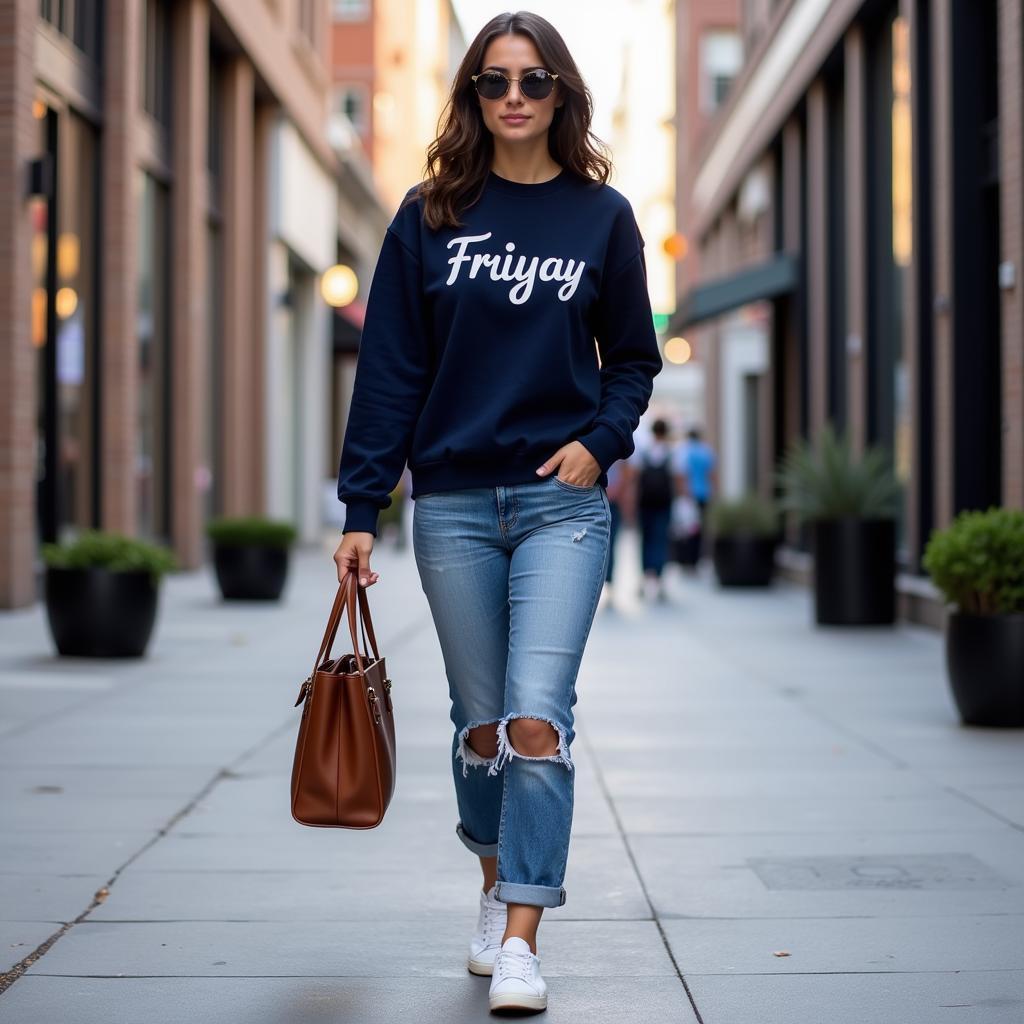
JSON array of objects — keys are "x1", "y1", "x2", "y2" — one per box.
[{"x1": 31, "y1": 99, "x2": 100, "y2": 547}]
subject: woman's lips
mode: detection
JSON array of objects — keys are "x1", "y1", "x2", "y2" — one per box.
[{"x1": 502, "y1": 115, "x2": 529, "y2": 123}]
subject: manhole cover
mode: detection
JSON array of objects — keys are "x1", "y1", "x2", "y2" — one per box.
[{"x1": 746, "y1": 853, "x2": 1013, "y2": 890}]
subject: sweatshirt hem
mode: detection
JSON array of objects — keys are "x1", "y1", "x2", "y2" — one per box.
[{"x1": 410, "y1": 452, "x2": 608, "y2": 497}]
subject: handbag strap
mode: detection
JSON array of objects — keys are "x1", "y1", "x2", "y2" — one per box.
[{"x1": 312, "y1": 572, "x2": 381, "y2": 678}]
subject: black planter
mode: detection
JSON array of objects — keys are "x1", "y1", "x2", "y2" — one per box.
[
  {"x1": 812, "y1": 518, "x2": 896, "y2": 625},
  {"x1": 946, "y1": 612, "x2": 1024, "y2": 726},
  {"x1": 713, "y1": 535, "x2": 777, "y2": 587},
  {"x1": 212, "y1": 543, "x2": 289, "y2": 600},
  {"x1": 45, "y1": 567, "x2": 160, "y2": 658}
]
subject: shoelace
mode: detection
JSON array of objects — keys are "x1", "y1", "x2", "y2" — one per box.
[
  {"x1": 496, "y1": 948, "x2": 534, "y2": 983},
  {"x1": 479, "y1": 897, "x2": 506, "y2": 945}
]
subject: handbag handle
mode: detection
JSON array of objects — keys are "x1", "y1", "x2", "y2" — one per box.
[{"x1": 312, "y1": 571, "x2": 381, "y2": 679}]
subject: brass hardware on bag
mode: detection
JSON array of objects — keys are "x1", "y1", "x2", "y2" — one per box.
[
  {"x1": 367, "y1": 686, "x2": 382, "y2": 724},
  {"x1": 294, "y1": 675, "x2": 313, "y2": 707}
]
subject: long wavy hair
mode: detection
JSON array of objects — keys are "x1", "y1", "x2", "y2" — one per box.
[{"x1": 411, "y1": 11, "x2": 613, "y2": 230}]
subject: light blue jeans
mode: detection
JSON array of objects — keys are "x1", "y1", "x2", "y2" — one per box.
[{"x1": 412, "y1": 474, "x2": 611, "y2": 908}]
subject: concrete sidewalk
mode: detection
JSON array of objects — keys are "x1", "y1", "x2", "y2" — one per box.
[{"x1": 1, "y1": 528, "x2": 1022, "y2": 1023}]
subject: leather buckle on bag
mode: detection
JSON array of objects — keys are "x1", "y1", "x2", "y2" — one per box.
[{"x1": 367, "y1": 686, "x2": 382, "y2": 725}]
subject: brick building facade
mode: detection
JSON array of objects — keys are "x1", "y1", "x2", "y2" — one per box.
[
  {"x1": 0, "y1": 0, "x2": 383, "y2": 609},
  {"x1": 673, "y1": 0, "x2": 1024, "y2": 623}
]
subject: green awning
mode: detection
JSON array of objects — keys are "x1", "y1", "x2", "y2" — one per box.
[{"x1": 669, "y1": 253, "x2": 800, "y2": 332}]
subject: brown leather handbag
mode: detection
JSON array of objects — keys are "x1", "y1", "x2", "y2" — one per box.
[{"x1": 290, "y1": 571, "x2": 396, "y2": 828}]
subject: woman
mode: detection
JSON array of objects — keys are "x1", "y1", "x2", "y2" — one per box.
[{"x1": 333, "y1": 11, "x2": 662, "y2": 1014}]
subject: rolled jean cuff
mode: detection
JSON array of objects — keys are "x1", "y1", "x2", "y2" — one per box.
[
  {"x1": 455, "y1": 822, "x2": 498, "y2": 858},
  {"x1": 493, "y1": 879, "x2": 566, "y2": 908}
]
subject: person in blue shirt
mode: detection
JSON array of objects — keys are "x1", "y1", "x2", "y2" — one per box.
[
  {"x1": 332, "y1": 11, "x2": 662, "y2": 1013},
  {"x1": 678, "y1": 427, "x2": 717, "y2": 562}
]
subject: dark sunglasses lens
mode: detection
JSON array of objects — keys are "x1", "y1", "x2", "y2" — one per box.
[
  {"x1": 476, "y1": 72, "x2": 507, "y2": 99},
  {"x1": 521, "y1": 71, "x2": 554, "y2": 99}
]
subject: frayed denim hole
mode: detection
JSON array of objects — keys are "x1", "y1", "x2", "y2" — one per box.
[
  {"x1": 455, "y1": 719, "x2": 501, "y2": 778},
  {"x1": 489, "y1": 713, "x2": 575, "y2": 777}
]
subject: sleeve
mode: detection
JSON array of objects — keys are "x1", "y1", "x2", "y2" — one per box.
[
  {"x1": 336, "y1": 218, "x2": 431, "y2": 536},
  {"x1": 576, "y1": 204, "x2": 664, "y2": 471}
]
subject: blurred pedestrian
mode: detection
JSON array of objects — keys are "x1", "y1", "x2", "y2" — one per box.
[
  {"x1": 599, "y1": 459, "x2": 629, "y2": 609},
  {"x1": 633, "y1": 417, "x2": 683, "y2": 602},
  {"x1": 332, "y1": 12, "x2": 662, "y2": 1015},
  {"x1": 678, "y1": 427, "x2": 717, "y2": 562}
]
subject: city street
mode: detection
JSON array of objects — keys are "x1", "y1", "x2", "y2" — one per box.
[{"x1": 1, "y1": 529, "x2": 1022, "y2": 1023}]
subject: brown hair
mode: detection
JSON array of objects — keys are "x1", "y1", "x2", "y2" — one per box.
[{"x1": 410, "y1": 10, "x2": 612, "y2": 230}]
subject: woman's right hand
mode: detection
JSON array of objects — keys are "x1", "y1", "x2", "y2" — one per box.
[{"x1": 333, "y1": 531, "x2": 379, "y2": 588}]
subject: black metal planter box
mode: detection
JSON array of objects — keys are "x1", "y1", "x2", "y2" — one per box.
[
  {"x1": 45, "y1": 567, "x2": 160, "y2": 658},
  {"x1": 812, "y1": 518, "x2": 896, "y2": 625},
  {"x1": 212, "y1": 544, "x2": 289, "y2": 601},
  {"x1": 946, "y1": 612, "x2": 1024, "y2": 727},
  {"x1": 713, "y1": 536, "x2": 777, "y2": 587}
]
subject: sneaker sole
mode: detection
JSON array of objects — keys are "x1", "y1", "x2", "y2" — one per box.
[
  {"x1": 467, "y1": 957, "x2": 495, "y2": 976},
  {"x1": 489, "y1": 992, "x2": 547, "y2": 1013}
]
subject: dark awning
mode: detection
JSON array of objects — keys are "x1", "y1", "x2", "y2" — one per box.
[
  {"x1": 669, "y1": 252, "x2": 800, "y2": 332},
  {"x1": 332, "y1": 300, "x2": 367, "y2": 355}
]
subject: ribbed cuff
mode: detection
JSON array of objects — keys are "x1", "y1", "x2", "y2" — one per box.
[
  {"x1": 576, "y1": 423, "x2": 626, "y2": 471},
  {"x1": 341, "y1": 499, "x2": 381, "y2": 536}
]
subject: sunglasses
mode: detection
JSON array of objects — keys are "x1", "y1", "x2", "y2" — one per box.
[{"x1": 471, "y1": 69, "x2": 559, "y2": 101}]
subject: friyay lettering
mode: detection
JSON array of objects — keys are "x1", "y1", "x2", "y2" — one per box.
[{"x1": 445, "y1": 231, "x2": 587, "y2": 305}]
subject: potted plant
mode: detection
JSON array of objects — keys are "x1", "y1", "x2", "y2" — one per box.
[
  {"x1": 923, "y1": 507, "x2": 1024, "y2": 727},
  {"x1": 709, "y1": 494, "x2": 780, "y2": 587},
  {"x1": 41, "y1": 530, "x2": 176, "y2": 657},
  {"x1": 777, "y1": 425, "x2": 901, "y2": 625},
  {"x1": 206, "y1": 516, "x2": 297, "y2": 600}
]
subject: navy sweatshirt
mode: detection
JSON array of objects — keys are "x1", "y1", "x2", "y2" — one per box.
[{"x1": 337, "y1": 166, "x2": 664, "y2": 535}]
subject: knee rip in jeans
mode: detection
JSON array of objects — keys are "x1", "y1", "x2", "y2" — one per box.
[{"x1": 456, "y1": 714, "x2": 574, "y2": 778}]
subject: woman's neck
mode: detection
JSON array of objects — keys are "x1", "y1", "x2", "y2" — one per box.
[{"x1": 490, "y1": 145, "x2": 563, "y2": 185}]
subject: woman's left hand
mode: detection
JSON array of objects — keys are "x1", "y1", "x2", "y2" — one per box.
[{"x1": 536, "y1": 441, "x2": 602, "y2": 487}]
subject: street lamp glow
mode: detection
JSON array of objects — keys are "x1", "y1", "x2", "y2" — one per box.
[
  {"x1": 55, "y1": 287, "x2": 78, "y2": 319},
  {"x1": 321, "y1": 264, "x2": 359, "y2": 307},
  {"x1": 664, "y1": 336, "x2": 692, "y2": 364}
]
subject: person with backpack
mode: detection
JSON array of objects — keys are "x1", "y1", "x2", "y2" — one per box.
[{"x1": 632, "y1": 418, "x2": 682, "y2": 602}]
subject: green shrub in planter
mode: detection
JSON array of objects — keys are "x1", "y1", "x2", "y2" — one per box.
[
  {"x1": 776, "y1": 425, "x2": 900, "y2": 624},
  {"x1": 205, "y1": 516, "x2": 297, "y2": 601},
  {"x1": 923, "y1": 507, "x2": 1024, "y2": 726},
  {"x1": 709, "y1": 495, "x2": 779, "y2": 538},
  {"x1": 41, "y1": 530, "x2": 176, "y2": 657},
  {"x1": 709, "y1": 495, "x2": 779, "y2": 588},
  {"x1": 205, "y1": 517, "x2": 298, "y2": 548}
]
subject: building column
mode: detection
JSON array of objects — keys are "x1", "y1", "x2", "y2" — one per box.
[
  {"x1": 169, "y1": 0, "x2": 209, "y2": 567},
  {"x1": 221, "y1": 55, "x2": 255, "y2": 516},
  {"x1": 806, "y1": 79, "x2": 829, "y2": 439},
  {"x1": 929, "y1": 0, "x2": 955, "y2": 528},
  {"x1": 250, "y1": 100, "x2": 275, "y2": 514},
  {"x1": 999, "y1": 0, "x2": 1023, "y2": 508},
  {"x1": 781, "y1": 116, "x2": 802, "y2": 451},
  {"x1": 101, "y1": 0, "x2": 141, "y2": 534},
  {"x1": 0, "y1": 0, "x2": 38, "y2": 608},
  {"x1": 844, "y1": 24, "x2": 868, "y2": 455}
]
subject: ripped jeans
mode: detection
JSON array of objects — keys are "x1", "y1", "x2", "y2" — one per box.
[{"x1": 412, "y1": 474, "x2": 611, "y2": 908}]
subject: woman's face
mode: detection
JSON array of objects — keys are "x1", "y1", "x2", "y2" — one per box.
[{"x1": 475, "y1": 33, "x2": 563, "y2": 148}]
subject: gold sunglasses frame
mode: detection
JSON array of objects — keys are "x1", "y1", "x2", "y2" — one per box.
[{"x1": 470, "y1": 70, "x2": 560, "y2": 100}]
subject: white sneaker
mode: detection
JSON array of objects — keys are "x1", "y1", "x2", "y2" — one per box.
[
  {"x1": 467, "y1": 885, "x2": 507, "y2": 976},
  {"x1": 488, "y1": 936, "x2": 548, "y2": 1013}
]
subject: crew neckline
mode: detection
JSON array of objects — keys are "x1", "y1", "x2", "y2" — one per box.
[{"x1": 486, "y1": 166, "x2": 571, "y2": 196}]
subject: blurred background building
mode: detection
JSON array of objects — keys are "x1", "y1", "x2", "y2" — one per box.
[
  {"x1": 672, "y1": 0, "x2": 1023, "y2": 621},
  {"x1": 0, "y1": 0, "x2": 466, "y2": 608},
  {"x1": 3, "y1": 0, "x2": 1020, "y2": 620}
]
